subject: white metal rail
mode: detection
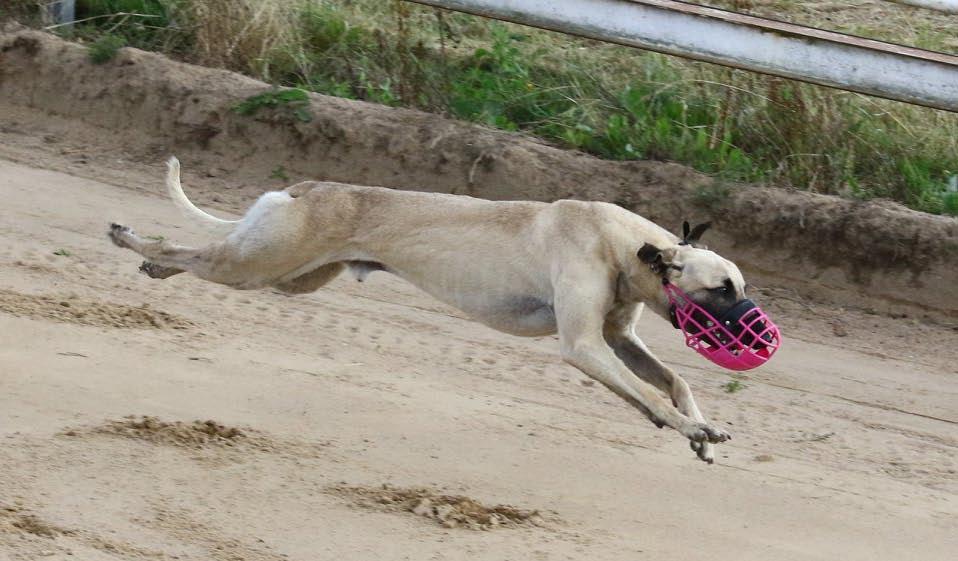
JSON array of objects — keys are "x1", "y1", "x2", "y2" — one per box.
[
  {"x1": 886, "y1": 0, "x2": 958, "y2": 14},
  {"x1": 409, "y1": 0, "x2": 958, "y2": 112},
  {"x1": 45, "y1": 0, "x2": 75, "y2": 25}
]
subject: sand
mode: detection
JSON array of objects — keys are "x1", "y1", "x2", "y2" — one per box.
[{"x1": 0, "y1": 143, "x2": 955, "y2": 561}]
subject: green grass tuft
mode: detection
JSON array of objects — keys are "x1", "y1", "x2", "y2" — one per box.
[
  {"x1": 270, "y1": 165, "x2": 290, "y2": 181},
  {"x1": 723, "y1": 379, "x2": 746, "y2": 393},
  {"x1": 234, "y1": 88, "x2": 313, "y2": 123},
  {"x1": 88, "y1": 34, "x2": 126, "y2": 64}
]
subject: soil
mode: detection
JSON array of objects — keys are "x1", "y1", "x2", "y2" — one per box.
[
  {"x1": 330, "y1": 484, "x2": 545, "y2": 530},
  {"x1": 0, "y1": 288, "x2": 193, "y2": 329},
  {"x1": 0, "y1": 26, "x2": 956, "y2": 561},
  {"x1": 69, "y1": 416, "x2": 251, "y2": 447},
  {"x1": 1, "y1": 507, "x2": 66, "y2": 539}
]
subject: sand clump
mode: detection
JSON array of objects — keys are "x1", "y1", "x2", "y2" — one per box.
[
  {"x1": 61, "y1": 416, "x2": 331, "y2": 461},
  {"x1": 0, "y1": 289, "x2": 193, "y2": 330},
  {"x1": 0, "y1": 506, "x2": 66, "y2": 538},
  {"x1": 331, "y1": 484, "x2": 545, "y2": 530},
  {"x1": 65, "y1": 416, "x2": 261, "y2": 449}
]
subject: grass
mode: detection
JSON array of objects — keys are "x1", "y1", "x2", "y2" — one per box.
[
  {"x1": 52, "y1": 248, "x2": 72, "y2": 257},
  {"x1": 234, "y1": 88, "x2": 313, "y2": 123},
  {"x1": 87, "y1": 33, "x2": 126, "y2": 63},
  {"x1": 722, "y1": 379, "x2": 746, "y2": 394},
  {"x1": 0, "y1": 1, "x2": 43, "y2": 23},
  {"x1": 30, "y1": 0, "x2": 958, "y2": 215},
  {"x1": 270, "y1": 165, "x2": 290, "y2": 181}
]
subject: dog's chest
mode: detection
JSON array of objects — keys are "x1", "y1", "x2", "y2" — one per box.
[{"x1": 473, "y1": 295, "x2": 557, "y2": 337}]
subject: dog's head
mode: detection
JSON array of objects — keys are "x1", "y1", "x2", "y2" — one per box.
[
  {"x1": 638, "y1": 222, "x2": 740, "y2": 294},
  {"x1": 636, "y1": 222, "x2": 748, "y2": 327},
  {"x1": 637, "y1": 222, "x2": 780, "y2": 370},
  {"x1": 634, "y1": 222, "x2": 780, "y2": 370}
]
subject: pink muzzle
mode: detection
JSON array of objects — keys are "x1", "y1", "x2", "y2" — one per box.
[{"x1": 663, "y1": 282, "x2": 781, "y2": 371}]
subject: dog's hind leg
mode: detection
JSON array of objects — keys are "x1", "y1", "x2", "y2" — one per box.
[
  {"x1": 108, "y1": 223, "x2": 258, "y2": 287},
  {"x1": 110, "y1": 170, "x2": 320, "y2": 288},
  {"x1": 109, "y1": 223, "x2": 204, "y2": 268},
  {"x1": 604, "y1": 303, "x2": 718, "y2": 463},
  {"x1": 272, "y1": 263, "x2": 344, "y2": 294}
]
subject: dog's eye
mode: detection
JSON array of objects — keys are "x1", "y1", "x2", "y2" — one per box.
[{"x1": 711, "y1": 279, "x2": 734, "y2": 294}]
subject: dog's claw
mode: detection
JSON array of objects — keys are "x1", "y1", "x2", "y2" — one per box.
[
  {"x1": 139, "y1": 261, "x2": 180, "y2": 279},
  {"x1": 702, "y1": 425, "x2": 731, "y2": 443},
  {"x1": 689, "y1": 440, "x2": 716, "y2": 463},
  {"x1": 108, "y1": 223, "x2": 132, "y2": 248},
  {"x1": 106, "y1": 222, "x2": 140, "y2": 249},
  {"x1": 686, "y1": 423, "x2": 731, "y2": 444}
]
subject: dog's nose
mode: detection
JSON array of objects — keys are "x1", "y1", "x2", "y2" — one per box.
[
  {"x1": 720, "y1": 300, "x2": 758, "y2": 329},
  {"x1": 719, "y1": 299, "x2": 769, "y2": 347}
]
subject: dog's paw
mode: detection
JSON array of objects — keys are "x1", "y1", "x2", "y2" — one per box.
[
  {"x1": 690, "y1": 440, "x2": 716, "y2": 464},
  {"x1": 139, "y1": 261, "x2": 179, "y2": 279},
  {"x1": 684, "y1": 423, "x2": 731, "y2": 444},
  {"x1": 107, "y1": 223, "x2": 132, "y2": 248}
]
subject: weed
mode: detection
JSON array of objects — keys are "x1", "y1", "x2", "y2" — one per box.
[
  {"x1": 144, "y1": 234, "x2": 165, "y2": 241},
  {"x1": 87, "y1": 34, "x2": 126, "y2": 64},
  {"x1": 0, "y1": 0, "x2": 43, "y2": 23},
  {"x1": 723, "y1": 379, "x2": 746, "y2": 393},
  {"x1": 52, "y1": 248, "x2": 72, "y2": 257},
  {"x1": 693, "y1": 180, "x2": 734, "y2": 210},
  {"x1": 233, "y1": 88, "x2": 312, "y2": 123},
  {"x1": 270, "y1": 165, "x2": 289, "y2": 181}
]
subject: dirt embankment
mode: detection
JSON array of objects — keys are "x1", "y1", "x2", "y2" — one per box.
[{"x1": 2, "y1": 28, "x2": 956, "y2": 318}]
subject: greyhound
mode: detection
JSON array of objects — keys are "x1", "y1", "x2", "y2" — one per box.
[{"x1": 109, "y1": 157, "x2": 752, "y2": 463}]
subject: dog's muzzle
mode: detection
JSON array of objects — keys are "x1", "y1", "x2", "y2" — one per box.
[{"x1": 663, "y1": 281, "x2": 781, "y2": 371}]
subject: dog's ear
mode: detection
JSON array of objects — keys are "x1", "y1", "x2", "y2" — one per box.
[
  {"x1": 687, "y1": 222, "x2": 711, "y2": 243},
  {"x1": 637, "y1": 243, "x2": 662, "y2": 266},
  {"x1": 679, "y1": 221, "x2": 711, "y2": 246},
  {"x1": 638, "y1": 243, "x2": 681, "y2": 275}
]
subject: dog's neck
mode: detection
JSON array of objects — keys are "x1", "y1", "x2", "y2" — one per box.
[
  {"x1": 616, "y1": 267, "x2": 670, "y2": 314},
  {"x1": 610, "y1": 232, "x2": 676, "y2": 318}
]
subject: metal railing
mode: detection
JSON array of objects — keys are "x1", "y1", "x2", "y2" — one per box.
[
  {"x1": 44, "y1": 0, "x2": 75, "y2": 26},
  {"x1": 409, "y1": 0, "x2": 958, "y2": 112},
  {"x1": 885, "y1": 0, "x2": 958, "y2": 14}
]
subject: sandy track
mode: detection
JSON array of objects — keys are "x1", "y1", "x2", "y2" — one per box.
[{"x1": 0, "y1": 158, "x2": 956, "y2": 560}]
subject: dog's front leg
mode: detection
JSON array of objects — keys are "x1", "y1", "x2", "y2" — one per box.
[
  {"x1": 603, "y1": 303, "x2": 720, "y2": 462},
  {"x1": 605, "y1": 332, "x2": 717, "y2": 462},
  {"x1": 554, "y1": 280, "x2": 730, "y2": 445}
]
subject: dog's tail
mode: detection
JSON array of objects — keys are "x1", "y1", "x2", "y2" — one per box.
[{"x1": 165, "y1": 156, "x2": 238, "y2": 233}]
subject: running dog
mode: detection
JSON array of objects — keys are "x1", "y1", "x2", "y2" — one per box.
[{"x1": 109, "y1": 157, "x2": 755, "y2": 463}]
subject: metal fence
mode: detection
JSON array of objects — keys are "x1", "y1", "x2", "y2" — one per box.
[
  {"x1": 409, "y1": 0, "x2": 958, "y2": 112},
  {"x1": 886, "y1": 0, "x2": 958, "y2": 14},
  {"x1": 44, "y1": 0, "x2": 75, "y2": 26}
]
